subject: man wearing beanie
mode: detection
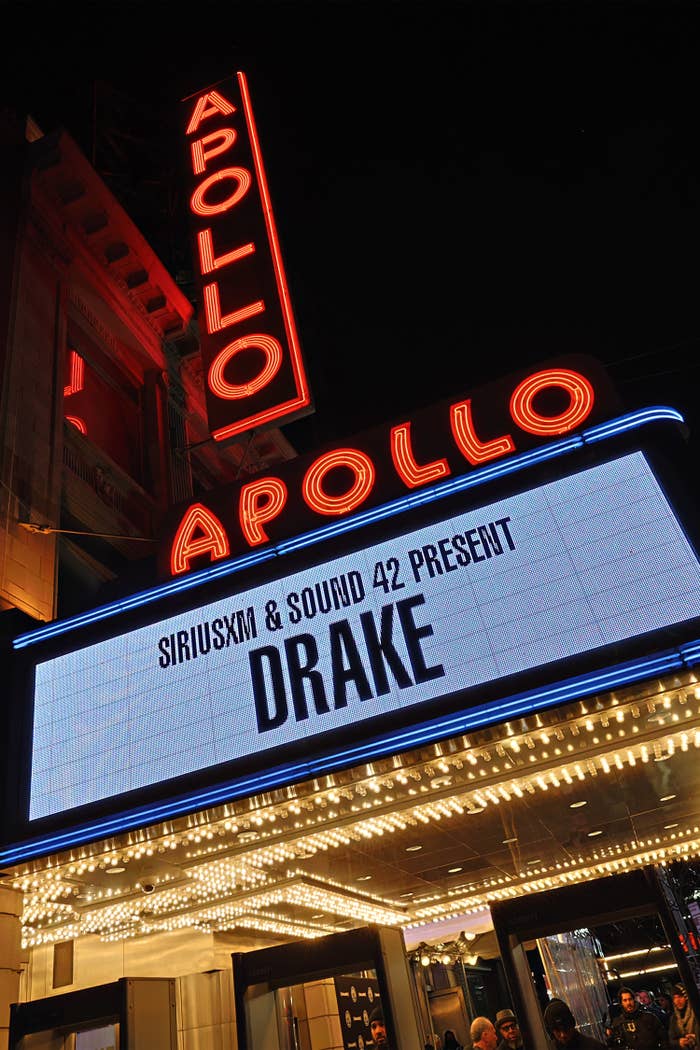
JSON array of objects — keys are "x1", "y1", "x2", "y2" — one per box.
[
  {"x1": 369, "y1": 1004, "x2": 392, "y2": 1049},
  {"x1": 609, "y1": 988, "x2": 669, "y2": 1050},
  {"x1": 544, "y1": 998, "x2": 606, "y2": 1050},
  {"x1": 668, "y1": 984, "x2": 699, "y2": 1050}
]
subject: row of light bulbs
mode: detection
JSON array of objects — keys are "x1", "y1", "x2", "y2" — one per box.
[
  {"x1": 31, "y1": 684, "x2": 700, "y2": 876},
  {"x1": 18, "y1": 678, "x2": 697, "y2": 895},
  {"x1": 20, "y1": 804, "x2": 700, "y2": 948},
  {"x1": 12, "y1": 673, "x2": 700, "y2": 946}
]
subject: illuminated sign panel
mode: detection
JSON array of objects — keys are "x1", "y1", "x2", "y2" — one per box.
[
  {"x1": 183, "y1": 73, "x2": 313, "y2": 441},
  {"x1": 28, "y1": 452, "x2": 700, "y2": 822},
  {"x1": 159, "y1": 356, "x2": 617, "y2": 577}
]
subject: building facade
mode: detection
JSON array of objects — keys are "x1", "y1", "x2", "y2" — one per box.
[{"x1": 2, "y1": 109, "x2": 700, "y2": 1050}]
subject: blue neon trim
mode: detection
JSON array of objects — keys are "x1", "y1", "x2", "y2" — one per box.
[
  {"x1": 679, "y1": 639, "x2": 700, "y2": 663},
  {"x1": 12, "y1": 406, "x2": 683, "y2": 651},
  {"x1": 2, "y1": 634, "x2": 698, "y2": 866},
  {"x1": 583, "y1": 407, "x2": 684, "y2": 443}
]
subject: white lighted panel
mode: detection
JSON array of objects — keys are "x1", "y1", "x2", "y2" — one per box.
[{"x1": 29, "y1": 453, "x2": 700, "y2": 819}]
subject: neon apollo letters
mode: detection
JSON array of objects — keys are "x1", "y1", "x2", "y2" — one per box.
[
  {"x1": 169, "y1": 366, "x2": 596, "y2": 575},
  {"x1": 180, "y1": 78, "x2": 599, "y2": 579},
  {"x1": 184, "y1": 75, "x2": 312, "y2": 441}
]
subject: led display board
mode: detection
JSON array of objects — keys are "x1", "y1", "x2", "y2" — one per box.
[
  {"x1": 24, "y1": 451, "x2": 700, "y2": 827},
  {"x1": 182, "y1": 73, "x2": 313, "y2": 441}
]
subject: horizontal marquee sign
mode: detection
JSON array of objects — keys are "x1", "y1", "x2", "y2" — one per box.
[
  {"x1": 182, "y1": 72, "x2": 313, "y2": 441},
  {"x1": 159, "y1": 354, "x2": 620, "y2": 578},
  {"x1": 27, "y1": 451, "x2": 700, "y2": 826}
]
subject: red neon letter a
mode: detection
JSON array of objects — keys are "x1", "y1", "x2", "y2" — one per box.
[
  {"x1": 186, "y1": 90, "x2": 236, "y2": 135},
  {"x1": 170, "y1": 503, "x2": 230, "y2": 575}
]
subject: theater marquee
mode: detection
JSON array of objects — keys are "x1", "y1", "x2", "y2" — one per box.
[{"x1": 12, "y1": 448, "x2": 700, "y2": 861}]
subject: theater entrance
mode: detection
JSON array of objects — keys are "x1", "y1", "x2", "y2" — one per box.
[
  {"x1": 8, "y1": 978, "x2": 176, "y2": 1050},
  {"x1": 232, "y1": 925, "x2": 423, "y2": 1050},
  {"x1": 491, "y1": 865, "x2": 700, "y2": 1050}
]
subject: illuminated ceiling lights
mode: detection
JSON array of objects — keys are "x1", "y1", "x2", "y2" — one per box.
[
  {"x1": 616, "y1": 963, "x2": 678, "y2": 979},
  {"x1": 602, "y1": 945, "x2": 670, "y2": 963},
  {"x1": 409, "y1": 930, "x2": 483, "y2": 969}
]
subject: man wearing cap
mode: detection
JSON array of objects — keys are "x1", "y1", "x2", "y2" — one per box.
[
  {"x1": 369, "y1": 1005, "x2": 393, "y2": 1049},
  {"x1": 496, "y1": 1009, "x2": 524, "y2": 1050},
  {"x1": 669, "y1": 984, "x2": 699, "y2": 1050},
  {"x1": 609, "y1": 987, "x2": 669, "y2": 1050},
  {"x1": 544, "y1": 998, "x2": 606, "y2": 1049}
]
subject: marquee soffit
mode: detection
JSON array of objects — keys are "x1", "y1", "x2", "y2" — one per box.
[{"x1": 7, "y1": 668, "x2": 700, "y2": 952}]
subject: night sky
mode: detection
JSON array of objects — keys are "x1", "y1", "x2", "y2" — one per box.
[{"x1": 6, "y1": 1, "x2": 700, "y2": 458}]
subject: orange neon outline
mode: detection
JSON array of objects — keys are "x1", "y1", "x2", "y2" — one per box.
[
  {"x1": 450, "y1": 399, "x2": 515, "y2": 465},
  {"x1": 302, "y1": 449, "x2": 376, "y2": 516},
  {"x1": 510, "y1": 368, "x2": 595, "y2": 436},
  {"x1": 390, "y1": 423, "x2": 450, "y2": 488},
  {"x1": 190, "y1": 167, "x2": 251, "y2": 217},
  {"x1": 208, "y1": 334, "x2": 283, "y2": 399},
  {"x1": 203, "y1": 283, "x2": 265, "y2": 334},
  {"x1": 65, "y1": 416, "x2": 87, "y2": 435},
  {"x1": 211, "y1": 392, "x2": 315, "y2": 442},
  {"x1": 197, "y1": 231, "x2": 255, "y2": 275},
  {"x1": 64, "y1": 349, "x2": 86, "y2": 434},
  {"x1": 170, "y1": 502, "x2": 230, "y2": 576},
  {"x1": 191, "y1": 128, "x2": 237, "y2": 176},
  {"x1": 64, "y1": 349, "x2": 84, "y2": 397},
  {"x1": 239, "y1": 477, "x2": 288, "y2": 546},
  {"x1": 185, "y1": 90, "x2": 236, "y2": 136}
]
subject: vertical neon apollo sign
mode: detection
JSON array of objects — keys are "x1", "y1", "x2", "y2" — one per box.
[{"x1": 183, "y1": 73, "x2": 313, "y2": 441}]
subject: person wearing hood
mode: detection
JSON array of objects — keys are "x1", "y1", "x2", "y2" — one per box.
[
  {"x1": 668, "y1": 984, "x2": 700, "y2": 1050},
  {"x1": 443, "y1": 1031, "x2": 464, "y2": 1050},
  {"x1": 369, "y1": 1005, "x2": 393, "y2": 1049},
  {"x1": 543, "y1": 998, "x2": 606, "y2": 1050},
  {"x1": 638, "y1": 992, "x2": 670, "y2": 1028}
]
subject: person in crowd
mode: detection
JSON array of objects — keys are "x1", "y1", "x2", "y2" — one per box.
[
  {"x1": 668, "y1": 983, "x2": 699, "y2": 1050},
  {"x1": 443, "y1": 1030, "x2": 463, "y2": 1050},
  {"x1": 603, "y1": 996, "x2": 624, "y2": 1036},
  {"x1": 608, "y1": 986, "x2": 669, "y2": 1050},
  {"x1": 657, "y1": 996, "x2": 673, "y2": 1023},
  {"x1": 543, "y1": 998, "x2": 606, "y2": 1049},
  {"x1": 471, "y1": 1016, "x2": 498, "y2": 1050},
  {"x1": 638, "y1": 991, "x2": 669, "y2": 1026},
  {"x1": 369, "y1": 1005, "x2": 392, "y2": 1049},
  {"x1": 496, "y1": 1009, "x2": 524, "y2": 1050}
]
